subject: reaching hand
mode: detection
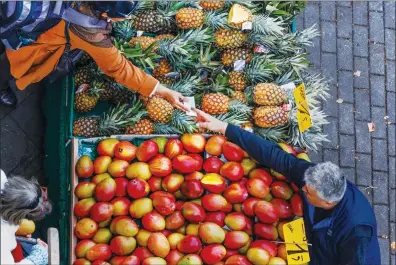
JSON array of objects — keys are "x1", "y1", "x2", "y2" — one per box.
[
  {"x1": 194, "y1": 108, "x2": 228, "y2": 134},
  {"x1": 155, "y1": 85, "x2": 188, "y2": 111}
]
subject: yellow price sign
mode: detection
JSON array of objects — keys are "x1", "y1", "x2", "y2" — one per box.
[
  {"x1": 294, "y1": 83, "x2": 312, "y2": 133},
  {"x1": 283, "y1": 218, "x2": 310, "y2": 264}
]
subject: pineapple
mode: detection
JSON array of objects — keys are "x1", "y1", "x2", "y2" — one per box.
[
  {"x1": 201, "y1": 93, "x2": 230, "y2": 115},
  {"x1": 125, "y1": 119, "x2": 154, "y2": 135},
  {"x1": 74, "y1": 64, "x2": 92, "y2": 88},
  {"x1": 253, "y1": 83, "x2": 287, "y2": 106},
  {"x1": 113, "y1": 20, "x2": 135, "y2": 43},
  {"x1": 77, "y1": 52, "x2": 92, "y2": 67},
  {"x1": 215, "y1": 29, "x2": 246, "y2": 48},
  {"x1": 99, "y1": 81, "x2": 116, "y2": 101},
  {"x1": 153, "y1": 59, "x2": 172, "y2": 78},
  {"x1": 110, "y1": 86, "x2": 136, "y2": 106},
  {"x1": 228, "y1": 4, "x2": 253, "y2": 29},
  {"x1": 221, "y1": 48, "x2": 252, "y2": 66},
  {"x1": 74, "y1": 83, "x2": 101, "y2": 113},
  {"x1": 232, "y1": 91, "x2": 247, "y2": 103},
  {"x1": 228, "y1": 71, "x2": 247, "y2": 91},
  {"x1": 134, "y1": 10, "x2": 164, "y2": 33},
  {"x1": 253, "y1": 106, "x2": 289, "y2": 128},
  {"x1": 73, "y1": 102, "x2": 145, "y2": 137},
  {"x1": 146, "y1": 96, "x2": 174, "y2": 123},
  {"x1": 130, "y1": 36, "x2": 157, "y2": 50},
  {"x1": 140, "y1": 95, "x2": 150, "y2": 106},
  {"x1": 200, "y1": 0, "x2": 225, "y2": 10},
  {"x1": 155, "y1": 34, "x2": 175, "y2": 41},
  {"x1": 176, "y1": 8, "x2": 204, "y2": 29}
]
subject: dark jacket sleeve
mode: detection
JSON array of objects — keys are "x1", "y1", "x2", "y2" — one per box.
[
  {"x1": 338, "y1": 225, "x2": 377, "y2": 265},
  {"x1": 225, "y1": 124, "x2": 315, "y2": 188}
]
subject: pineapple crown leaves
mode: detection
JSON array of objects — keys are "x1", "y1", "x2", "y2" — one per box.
[
  {"x1": 204, "y1": 11, "x2": 232, "y2": 30},
  {"x1": 295, "y1": 25, "x2": 320, "y2": 47},
  {"x1": 193, "y1": 44, "x2": 222, "y2": 72},
  {"x1": 169, "y1": 74, "x2": 201, "y2": 96},
  {"x1": 157, "y1": 38, "x2": 194, "y2": 71},
  {"x1": 228, "y1": 99, "x2": 253, "y2": 116},
  {"x1": 112, "y1": 20, "x2": 135, "y2": 42},
  {"x1": 253, "y1": 125, "x2": 289, "y2": 143},
  {"x1": 251, "y1": 14, "x2": 286, "y2": 37},
  {"x1": 245, "y1": 55, "x2": 280, "y2": 84},
  {"x1": 121, "y1": 42, "x2": 161, "y2": 70},
  {"x1": 153, "y1": 122, "x2": 181, "y2": 134},
  {"x1": 179, "y1": 27, "x2": 215, "y2": 45},
  {"x1": 215, "y1": 111, "x2": 250, "y2": 126},
  {"x1": 170, "y1": 109, "x2": 198, "y2": 133},
  {"x1": 134, "y1": 1, "x2": 156, "y2": 11}
]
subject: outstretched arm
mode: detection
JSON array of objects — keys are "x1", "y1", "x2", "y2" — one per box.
[{"x1": 195, "y1": 109, "x2": 315, "y2": 188}]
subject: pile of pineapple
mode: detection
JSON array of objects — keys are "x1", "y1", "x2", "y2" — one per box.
[{"x1": 72, "y1": 0, "x2": 330, "y2": 151}]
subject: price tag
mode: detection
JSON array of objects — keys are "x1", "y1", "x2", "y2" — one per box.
[
  {"x1": 281, "y1": 82, "x2": 296, "y2": 91},
  {"x1": 293, "y1": 83, "x2": 312, "y2": 133},
  {"x1": 136, "y1": 30, "x2": 144, "y2": 37},
  {"x1": 76, "y1": 84, "x2": 89, "y2": 94},
  {"x1": 283, "y1": 218, "x2": 311, "y2": 265},
  {"x1": 234, "y1": 59, "x2": 246, "y2": 71},
  {"x1": 242, "y1": 21, "x2": 252, "y2": 31}
]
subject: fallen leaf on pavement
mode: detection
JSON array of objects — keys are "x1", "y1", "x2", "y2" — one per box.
[
  {"x1": 368, "y1": 122, "x2": 376, "y2": 132},
  {"x1": 391, "y1": 242, "x2": 396, "y2": 251},
  {"x1": 336, "y1": 98, "x2": 344, "y2": 104},
  {"x1": 353, "y1": 71, "x2": 361, "y2": 77}
]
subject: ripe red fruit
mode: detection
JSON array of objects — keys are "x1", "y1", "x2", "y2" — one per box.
[
  {"x1": 127, "y1": 178, "x2": 150, "y2": 199},
  {"x1": 200, "y1": 244, "x2": 226, "y2": 265},
  {"x1": 181, "y1": 180, "x2": 204, "y2": 199},
  {"x1": 222, "y1": 142, "x2": 244, "y2": 162},
  {"x1": 271, "y1": 181, "x2": 294, "y2": 200},
  {"x1": 173, "y1": 155, "x2": 199, "y2": 174},
  {"x1": 177, "y1": 235, "x2": 202, "y2": 253},
  {"x1": 205, "y1": 212, "x2": 226, "y2": 227},
  {"x1": 114, "y1": 178, "x2": 128, "y2": 197},
  {"x1": 181, "y1": 134, "x2": 206, "y2": 153},
  {"x1": 250, "y1": 240, "x2": 277, "y2": 257},
  {"x1": 242, "y1": 198, "x2": 260, "y2": 217},
  {"x1": 223, "y1": 183, "x2": 249, "y2": 204},
  {"x1": 137, "y1": 140, "x2": 159, "y2": 162},
  {"x1": 220, "y1": 162, "x2": 244, "y2": 181},
  {"x1": 114, "y1": 141, "x2": 137, "y2": 161},
  {"x1": 249, "y1": 169, "x2": 273, "y2": 186},
  {"x1": 147, "y1": 177, "x2": 162, "y2": 192},
  {"x1": 290, "y1": 193, "x2": 304, "y2": 217},
  {"x1": 202, "y1": 194, "x2": 228, "y2": 212},
  {"x1": 187, "y1": 154, "x2": 203, "y2": 171},
  {"x1": 203, "y1": 157, "x2": 225, "y2": 174},
  {"x1": 132, "y1": 247, "x2": 153, "y2": 261},
  {"x1": 254, "y1": 223, "x2": 279, "y2": 240},
  {"x1": 271, "y1": 198, "x2": 293, "y2": 219},
  {"x1": 181, "y1": 202, "x2": 206, "y2": 223},
  {"x1": 148, "y1": 155, "x2": 172, "y2": 177},
  {"x1": 164, "y1": 139, "x2": 184, "y2": 159},
  {"x1": 246, "y1": 178, "x2": 270, "y2": 199},
  {"x1": 254, "y1": 201, "x2": 279, "y2": 224},
  {"x1": 90, "y1": 202, "x2": 113, "y2": 222},
  {"x1": 205, "y1": 135, "x2": 227, "y2": 156}
]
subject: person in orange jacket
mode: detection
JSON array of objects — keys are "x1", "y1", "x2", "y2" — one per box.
[{"x1": 0, "y1": 1, "x2": 186, "y2": 109}]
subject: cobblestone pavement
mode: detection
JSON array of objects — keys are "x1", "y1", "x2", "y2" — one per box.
[
  {"x1": 297, "y1": 1, "x2": 395, "y2": 263},
  {"x1": 0, "y1": 1, "x2": 394, "y2": 263}
]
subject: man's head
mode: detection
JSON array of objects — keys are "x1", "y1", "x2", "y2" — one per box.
[{"x1": 302, "y1": 162, "x2": 347, "y2": 209}]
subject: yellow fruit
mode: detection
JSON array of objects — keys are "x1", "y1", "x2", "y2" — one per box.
[
  {"x1": 153, "y1": 59, "x2": 173, "y2": 78},
  {"x1": 229, "y1": 71, "x2": 247, "y2": 91},
  {"x1": 16, "y1": 219, "x2": 35, "y2": 236},
  {"x1": 125, "y1": 119, "x2": 154, "y2": 135},
  {"x1": 130, "y1": 36, "x2": 157, "y2": 50},
  {"x1": 201, "y1": 93, "x2": 230, "y2": 115},
  {"x1": 232, "y1": 91, "x2": 246, "y2": 103},
  {"x1": 215, "y1": 29, "x2": 246, "y2": 48},
  {"x1": 199, "y1": 0, "x2": 225, "y2": 10},
  {"x1": 176, "y1": 8, "x2": 204, "y2": 29},
  {"x1": 253, "y1": 83, "x2": 288, "y2": 106},
  {"x1": 228, "y1": 4, "x2": 253, "y2": 29},
  {"x1": 253, "y1": 106, "x2": 289, "y2": 128},
  {"x1": 146, "y1": 96, "x2": 174, "y2": 123},
  {"x1": 221, "y1": 48, "x2": 252, "y2": 66}
]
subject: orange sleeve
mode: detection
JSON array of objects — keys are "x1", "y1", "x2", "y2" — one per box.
[{"x1": 69, "y1": 31, "x2": 158, "y2": 97}]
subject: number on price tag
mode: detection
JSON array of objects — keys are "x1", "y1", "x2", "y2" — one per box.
[
  {"x1": 294, "y1": 84, "x2": 312, "y2": 133},
  {"x1": 283, "y1": 218, "x2": 311, "y2": 265}
]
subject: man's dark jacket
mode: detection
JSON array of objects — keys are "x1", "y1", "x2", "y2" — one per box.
[{"x1": 225, "y1": 124, "x2": 381, "y2": 265}]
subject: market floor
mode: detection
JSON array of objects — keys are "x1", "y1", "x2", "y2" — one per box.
[{"x1": 0, "y1": 0, "x2": 394, "y2": 262}]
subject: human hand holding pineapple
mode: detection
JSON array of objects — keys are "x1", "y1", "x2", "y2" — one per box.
[{"x1": 194, "y1": 108, "x2": 228, "y2": 135}]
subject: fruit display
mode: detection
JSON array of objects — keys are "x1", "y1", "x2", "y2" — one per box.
[
  {"x1": 72, "y1": 134, "x2": 307, "y2": 265},
  {"x1": 71, "y1": 0, "x2": 330, "y2": 152}
]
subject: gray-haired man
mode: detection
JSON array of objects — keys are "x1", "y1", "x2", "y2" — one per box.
[{"x1": 195, "y1": 108, "x2": 381, "y2": 265}]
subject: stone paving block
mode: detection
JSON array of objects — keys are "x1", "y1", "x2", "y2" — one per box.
[
  {"x1": 337, "y1": 7, "x2": 352, "y2": 39},
  {"x1": 391, "y1": 189, "x2": 395, "y2": 222},
  {"x1": 304, "y1": 3, "x2": 320, "y2": 28},
  {"x1": 369, "y1": 1, "x2": 383, "y2": 12},
  {"x1": 390, "y1": 156, "x2": 395, "y2": 189},
  {"x1": 388, "y1": 125, "x2": 395, "y2": 157},
  {"x1": 353, "y1": 1, "x2": 368, "y2": 25},
  {"x1": 323, "y1": 148, "x2": 339, "y2": 165},
  {"x1": 373, "y1": 139, "x2": 388, "y2": 171},
  {"x1": 373, "y1": 171, "x2": 389, "y2": 204},
  {"x1": 339, "y1": 103, "x2": 355, "y2": 134},
  {"x1": 322, "y1": 52, "x2": 337, "y2": 85},
  {"x1": 307, "y1": 37, "x2": 320, "y2": 68},
  {"x1": 309, "y1": 148, "x2": 323, "y2": 163},
  {"x1": 370, "y1": 75, "x2": 386, "y2": 107},
  {"x1": 370, "y1": 43, "x2": 385, "y2": 75},
  {"x1": 385, "y1": 29, "x2": 396, "y2": 60},
  {"x1": 369, "y1": 12, "x2": 385, "y2": 43},
  {"x1": 295, "y1": 14, "x2": 304, "y2": 31},
  {"x1": 391, "y1": 222, "x2": 395, "y2": 243},
  {"x1": 357, "y1": 186, "x2": 373, "y2": 205},
  {"x1": 0, "y1": 116, "x2": 39, "y2": 174},
  {"x1": 321, "y1": 1, "x2": 335, "y2": 21},
  {"x1": 340, "y1": 135, "x2": 355, "y2": 168},
  {"x1": 353, "y1": 25, "x2": 369, "y2": 57},
  {"x1": 354, "y1": 57, "x2": 370, "y2": 89},
  {"x1": 386, "y1": 61, "x2": 395, "y2": 92},
  {"x1": 387, "y1": 92, "x2": 395, "y2": 123},
  {"x1": 321, "y1": 22, "x2": 337, "y2": 53},
  {"x1": 337, "y1": 1, "x2": 351, "y2": 7},
  {"x1": 354, "y1": 89, "x2": 371, "y2": 121},
  {"x1": 385, "y1": 1, "x2": 395, "y2": 29},
  {"x1": 10, "y1": 92, "x2": 44, "y2": 147},
  {"x1": 337, "y1": 38, "x2": 353, "y2": 71},
  {"x1": 341, "y1": 167, "x2": 355, "y2": 184},
  {"x1": 378, "y1": 238, "x2": 390, "y2": 264},
  {"x1": 356, "y1": 121, "x2": 372, "y2": 153},
  {"x1": 10, "y1": 154, "x2": 46, "y2": 184},
  {"x1": 375, "y1": 205, "x2": 390, "y2": 236},
  {"x1": 371, "y1": 106, "x2": 387, "y2": 139},
  {"x1": 338, "y1": 71, "x2": 354, "y2": 103},
  {"x1": 356, "y1": 153, "x2": 373, "y2": 186},
  {"x1": 323, "y1": 117, "x2": 339, "y2": 149}
]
